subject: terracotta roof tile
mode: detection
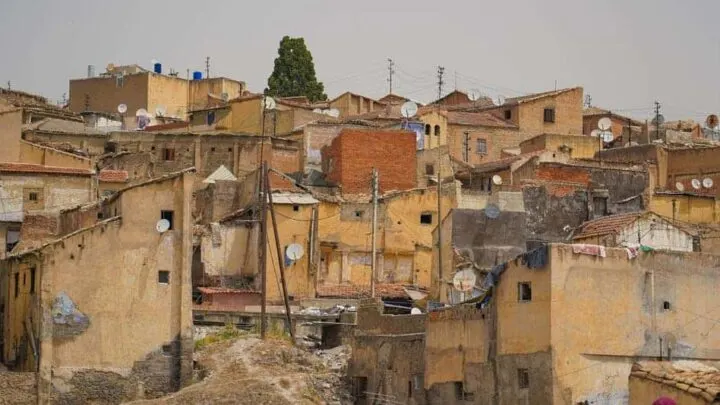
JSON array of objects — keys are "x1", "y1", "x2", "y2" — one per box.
[
  {"x1": 446, "y1": 111, "x2": 517, "y2": 128},
  {"x1": 98, "y1": 169, "x2": 129, "y2": 183},
  {"x1": 573, "y1": 212, "x2": 647, "y2": 240},
  {"x1": 0, "y1": 162, "x2": 91, "y2": 176},
  {"x1": 316, "y1": 283, "x2": 409, "y2": 299}
]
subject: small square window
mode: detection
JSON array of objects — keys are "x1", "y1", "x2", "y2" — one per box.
[
  {"x1": 420, "y1": 213, "x2": 433, "y2": 225},
  {"x1": 504, "y1": 109, "x2": 512, "y2": 120},
  {"x1": 293, "y1": 204, "x2": 300, "y2": 212},
  {"x1": 211, "y1": 147, "x2": 216, "y2": 152},
  {"x1": 476, "y1": 139, "x2": 487, "y2": 155},
  {"x1": 425, "y1": 164, "x2": 435, "y2": 175},
  {"x1": 161, "y1": 210, "x2": 174, "y2": 230},
  {"x1": 151, "y1": 146, "x2": 156, "y2": 151},
  {"x1": 354, "y1": 211, "x2": 363, "y2": 218},
  {"x1": 158, "y1": 271, "x2": 170, "y2": 284},
  {"x1": 543, "y1": 108, "x2": 555, "y2": 123},
  {"x1": 228, "y1": 147, "x2": 232, "y2": 152},
  {"x1": 28, "y1": 192, "x2": 38, "y2": 201},
  {"x1": 162, "y1": 148, "x2": 175, "y2": 161},
  {"x1": 518, "y1": 282, "x2": 532, "y2": 302},
  {"x1": 663, "y1": 301, "x2": 671, "y2": 311},
  {"x1": 693, "y1": 236, "x2": 701, "y2": 252},
  {"x1": 518, "y1": 368, "x2": 529, "y2": 389}
]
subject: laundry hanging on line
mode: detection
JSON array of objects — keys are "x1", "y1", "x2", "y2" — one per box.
[
  {"x1": 571, "y1": 243, "x2": 607, "y2": 258},
  {"x1": 521, "y1": 244, "x2": 549, "y2": 269}
]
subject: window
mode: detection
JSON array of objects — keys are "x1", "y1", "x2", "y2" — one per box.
[
  {"x1": 161, "y1": 210, "x2": 174, "y2": 230},
  {"x1": 6, "y1": 227, "x2": 20, "y2": 252},
  {"x1": 543, "y1": 108, "x2": 555, "y2": 123},
  {"x1": 14, "y1": 273, "x2": 19, "y2": 298},
  {"x1": 292, "y1": 204, "x2": 300, "y2": 212},
  {"x1": 693, "y1": 236, "x2": 701, "y2": 252},
  {"x1": 425, "y1": 164, "x2": 435, "y2": 175},
  {"x1": 663, "y1": 301, "x2": 671, "y2": 311},
  {"x1": 158, "y1": 271, "x2": 170, "y2": 284},
  {"x1": 453, "y1": 382, "x2": 474, "y2": 400},
  {"x1": 151, "y1": 146, "x2": 156, "y2": 151},
  {"x1": 504, "y1": 109, "x2": 512, "y2": 120},
  {"x1": 518, "y1": 368, "x2": 530, "y2": 389},
  {"x1": 28, "y1": 192, "x2": 38, "y2": 201},
  {"x1": 593, "y1": 197, "x2": 608, "y2": 218},
  {"x1": 351, "y1": 377, "x2": 368, "y2": 399},
  {"x1": 476, "y1": 139, "x2": 487, "y2": 155},
  {"x1": 434, "y1": 125, "x2": 441, "y2": 136},
  {"x1": 207, "y1": 111, "x2": 216, "y2": 126},
  {"x1": 162, "y1": 148, "x2": 175, "y2": 161},
  {"x1": 420, "y1": 213, "x2": 433, "y2": 225},
  {"x1": 211, "y1": 147, "x2": 216, "y2": 152},
  {"x1": 30, "y1": 267, "x2": 36, "y2": 294},
  {"x1": 228, "y1": 147, "x2": 232, "y2": 152},
  {"x1": 518, "y1": 282, "x2": 532, "y2": 302},
  {"x1": 354, "y1": 211, "x2": 363, "y2": 218},
  {"x1": 424, "y1": 124, "x2": 431, "y2": 135}
]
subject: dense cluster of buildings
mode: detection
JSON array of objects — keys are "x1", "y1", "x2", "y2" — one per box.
[{"x1": 1, "y1": 62, "x2": 720, "y2": 404}]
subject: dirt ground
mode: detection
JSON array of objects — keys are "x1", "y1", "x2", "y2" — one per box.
[{"x1": 126, "y1": 336, "x2": 353, "y2": 405}]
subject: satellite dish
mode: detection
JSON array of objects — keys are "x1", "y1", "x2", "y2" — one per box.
[
  {"x1": 706, "y1": 114, "x2": 719, "y2": 129},
  {"x1": 263, "y1": 96, "x2": 276, "y2": 110},
  {"x1": 106, "y1": 63, "x2": 115, "y2": 73},
  {"x1": 691, "y1": 179, "x2": 702, "y2": 190},
  {"x1": 675, "y1": 182, "x2": 685, "y2": 192},
  {"x1": 312, "y1": 108, "x2": 323, "y2": 114},
  {"x1": 410, "y1": 308, "x2": 422, "y2": 315},
  {"x1": 156, "y1": 219, "x2": 170, "y2": 233},
  {"x1": 590, "y1": 129, "x2": 601, "y2": 137},
  {"x1": 285, "y1": 243, "x2": 305, "y2": 260},
  {"x1": 452, "y1": 269, "x2": 476, "y2": 292},
  {"x1": 653, "y1": 114, "x2": 666, "y2": 126},
  {"x1": 135, "y1": 108, "x2": 148, "y2": 117},
  {"x1": 497, "y1": 95, "x2": 506, "y2": 105},
  {"x1": 323, "y1": 108, "x2": 340, "y2": 118},
  {"x1": 485, "y1": 203, "x2": 500, "y2": 219},
  {"x1": 155, "y1": 105, "x2": 166, "y2": 117},
  {"x1": 117, "y1": 104, "x2": 127, "y2": 114},
  {"x1": 703, "y1": 178, "x2": 714, "y2": 188},
  {"x1": 598, "y1": 117, "x2": 612, "y2": 131},
  {"x1": 221, "y1": 92, "x2": 229, "y2": 102},
  {"x1": 601, "y1": 131, "x2": 614, "y2": 143},
  {"x1": 400, "y1": 101, "x2": 418, "y2": 118},
  {"x1": 492, "y1": 175, "x2": 503, "y2": 185},
  {"x1": 468, "y1": 89, "x2": 482, "y2": 101}
]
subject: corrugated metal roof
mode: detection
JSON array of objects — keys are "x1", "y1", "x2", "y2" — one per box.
[{"x1": 269, "y1": 193, "x2": 319, "y2": 205}]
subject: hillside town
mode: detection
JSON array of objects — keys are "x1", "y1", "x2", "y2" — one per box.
[{"x1": 1, "y1": 40, "x2": 720, "y2": 405}]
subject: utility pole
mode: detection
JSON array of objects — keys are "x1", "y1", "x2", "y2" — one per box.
[
  {"x1": 205, "y1": 57, "x2": 210, "y2": 79},
  {"x1": 266, "y1": 166, "x2": 295, "y2": 343},
  {"x1": 584, "y1": 94, "x2": 592, "y2": 108},
  {"x1": 463, "y1": 131, "x2": 470, "y2": 162},
  {"x1": 370, "y1": 168, "x2": 379, "y2": 298},
  {"x1": 387, "y1": 59, "x2": 395, "y2": 94},
  {"x1": 259, "y1": 161, "x2": 268, "y2": 339},
  {"x1": 6, "y1": 81, "x2": 10, "y2": 90},
  {"x1": 436, "y1": 66, "x2": 445, "y2": 101},
  {"x1": 654, "y1": 101, "x2": 662, "y2": 141},
  {"x1": 436, "y1": 157, "x2": 443, "y2": 301}
]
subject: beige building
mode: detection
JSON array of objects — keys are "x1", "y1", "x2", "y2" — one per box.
[
  {"x1": 629, "y1": 361, "x2": 720, "y2": 404},
  {"x1": 0, "y1": 169, "x2": 195, "y2": 403},
  {"x1": 68, "y1": 64, "x2": 245, "y2": 127},
  {"x1": 328, "y1": 92, "x2": 386, "y2": 118}
]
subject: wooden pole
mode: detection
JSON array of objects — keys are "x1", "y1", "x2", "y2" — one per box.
[
  {"x1": 259, "y1": 161, "x2": 268, "y2": 339},
  {"x1": 265, "y1": 166, "x2": 295, "y2": 343},
  {"x1": 371, "y1": 168, "x2": 378, "y2": 298}
]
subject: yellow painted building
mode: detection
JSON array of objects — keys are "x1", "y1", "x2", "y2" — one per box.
[
  {"x1": 229, "y1": 95, "x2": 325, "y2": 135},
  {"x1": 519, "y1": 133, "x2": 601, "y2": 159}
]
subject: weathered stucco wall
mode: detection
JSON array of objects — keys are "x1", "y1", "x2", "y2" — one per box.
[
  {"x1": 628, "y1": 375, "x2": 707, "y2": 405},
  {"x1": 0, "y1": 110, "x2": 23, "y2": 162}
]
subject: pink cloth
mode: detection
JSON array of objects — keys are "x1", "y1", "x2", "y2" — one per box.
[
  {"x1": 625, "y1": 247, "x2": 639, "y2": 260},
  {"x1": 572, "y1": 243, "x2": 607, "y2": 258},
  {"x1": 653, "y1": 397, "x2": 676, "y2": 405}
]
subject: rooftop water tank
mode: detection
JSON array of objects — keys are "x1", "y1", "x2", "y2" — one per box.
[
  {"x1": 193, "y1": 71, "x2": 203, "y2": 81},
  {"x1": 154, "y1": 63, "x2": 162, "y2": 74}
]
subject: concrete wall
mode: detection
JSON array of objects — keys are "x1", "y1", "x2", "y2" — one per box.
[
  {"x1": 447, "y1": 124, "x2": 524, "y2": 164},
  {"x1": 517, "y1": 88, "x2": 584, "y2": 136},
  {"x1": 0, "y1": 110, "x2": 22, "y2": 162},
  {"x1": 18, "y1": 141, "x2": 92, "y2": 170},
  {"x1": 650, "y1": 194, "x2": 718, "y2": 225},
  {"x1": 628, "y1": 375, "x2": 708, "y2": 405},
  {"x1": 577, "y1": 216, "x2": 695, "y2": 252},
  {"x1": 520, "y1": 133, "x2": 600, "y2": 159},
  {"x1": 0, "y1": 173, "x2": 93, "y2": 218},
  {"x1": 69, "y1": 74, "x2": 150, "y2": 118}
]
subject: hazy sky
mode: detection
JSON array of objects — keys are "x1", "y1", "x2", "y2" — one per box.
[{"x1": 1, "y1": 0, "x2": 718, "y2": 121}]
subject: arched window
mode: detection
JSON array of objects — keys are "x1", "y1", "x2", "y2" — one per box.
[
  {"x1": 434, "y1": 125, "x2": 441, "y2": 136},
  {"x1": 424, "y1": 124, "x2": 431, "y2": 135}
]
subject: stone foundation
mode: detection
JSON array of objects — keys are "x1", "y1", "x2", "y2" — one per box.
[{"x1": 0, "y1": 372, "x2": 37, "y2": 405}]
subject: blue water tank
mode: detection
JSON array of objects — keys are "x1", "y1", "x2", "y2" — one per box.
[
  {"x1": 193, "y1": 71, "x2": 203, "y2": 81},
  {"x1": 153, "y1": 63, "x2": 162, "y2": 74}
]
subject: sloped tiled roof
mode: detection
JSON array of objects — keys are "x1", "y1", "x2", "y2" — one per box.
[
  {"x1": 0, "y1": 162, "x2": 91, "y2": 176},
  {"x1": 98, "y1": 169, "x2": 129, "y2": 183},
  {"x1": 316, "y1": 283, "x2": 409, "y2": 299},
  {"x1": 466, "y1": 150, "x2": 542, "y2": 174},
  {"x1": 505, "y1": 87, "x2": 581, "y2": 105},
  {"x1": 583, "y1": 106, "x2": 611, "y2": 116},
  {"x1": 631, "y1": 361, "x2": 720, "y2": 403},
  {"x1": 446, "y1": 111, "x2": 517, "y2": 128},
  {"x1": 573, "y1": 212, "x2": 648, "y2": 240}
]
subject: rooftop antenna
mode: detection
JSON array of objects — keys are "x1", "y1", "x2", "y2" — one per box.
[
  {"x1": 6, "y1": 81, "x2": 10, "y2": 90},
  {"x1": 497, "y1": 95, "x2": 506, "y2": 105},
  {"x1": 155, "y1": 105, "x2": 167, "y2": 117},
  {"x1": 387, "y1": 58, "x2": 395, "y2": 94},
  {"x1": 584, "y1": 94, "x2": 592, "y2": 108},
  {"x1": 468, "y1": 89, "x2": 482, "y2": 103},
  {"x1": 653, "y1": 101, "x2": 664, "y2": 141},
  {"x1": 400, "y1": 101, "x2": 418, "y2": 119},
  {"x1": 436, "y1": 66, "x2": 445, "y2": 101},
  {"x1": 205, "y1": 57, "x2": 210, "y2": 79}
]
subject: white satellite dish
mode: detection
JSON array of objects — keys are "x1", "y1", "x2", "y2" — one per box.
[
  {"x1": 221, "y1": 92, "x2": 229, "y2": 102},
  {"x1": 285, "y1": 243, "x2": 305, "y2": 260},
  {"x1": 601, "y1": 131, "x2": 614, "y2": 143},
  {"x1": 598, "y1": 117, "x2": 612, "y2": 131},
  {"x1": 590, "y1": 129, "x2": 601, "y2": 137},
  {"x1": 400, "y1": 101, "x2": 418, "y2": 118},
  {"x1": 263, "y1": 96, "x2": 276, "y2": 110},
  {"x1": 155, "y1": 105, "x2": 166, "y2": 117},
  {"x1": 691, "y1": 179, "x2": 702, "y2": 190},
  {"x1": 492, "y1": 175, "x2": 503, "y2": 185},
  {"x1": 410, "y1": 308, "x2": 422, "y2": 315},
  {"x1": 497, "y1": 95, "x2": 506, "y2": 105},
  {"x1": 326, "y1": 108, "x2": 340, "y2": 118},
  {"x1": 675, "y1": 182, "x2": 685, "y2": 192},
  {"x1": 452, "y1": 269, "x2": 476, "y2": 292},
  {"x1": 156, "y1": 219, "x2": 170, "y2": 233},
  {"x1": 135, "y1": 108, "x2": 148, "y2": 117},
  {"x1": 485, "y1": 203, "x2": 501, "y2": 219},
  {"x1": 468, "y1": 89, "x2": 482, "y2": 101},
  {"x1": 312, "y1": 108, "x2": 323, "y2": 114},
  {"x1": 703, "y1": 178, "x2": 714, "y2": 188},
  {"x1": 117, "y1": 104, "x2": 127, "y2": 114}
]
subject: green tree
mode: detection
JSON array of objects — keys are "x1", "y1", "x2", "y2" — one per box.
[{"x1": 265, "y1": 36, "x2": 327, "y2": 102}]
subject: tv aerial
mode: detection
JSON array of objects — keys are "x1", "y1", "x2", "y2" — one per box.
[
  {"x1": 155, "y1": 219, "x2": 170, "y2": 233},
  {"x1": 452, "y1": 269, "x2": 477, "y2": 292},
  {"x1": 703, "y1": 178, "x2": 714, "y2": 189},
  {"x1": 675, "y1": 182, "x2": 685, "y2": 192},
  {"x1": 117, "y1": 103, "x2": 127, "y2": 114},
  {"x1": 468, "y1": 89, "x2": 482, "y2": 102},
  {"x1": 285, "y1": 243, "x2": 305, "y2": 260},
  {"x1": 598, "y1": 117, "x2": 612, "y2": 131},
  {"x1": 691, "y1": 179, "x2": 702, "y2": 190},
  {"x1": 400, "y1": 101, "x2": 418, "y2": 118},
  {"x1": 497, "y1": 95, "x2": 506, "y2": 105},
  {"x1": 596, "y1": 118, "x2": 614, "y2": 143},
  {"x1": 263, "y1": 96, "x2": 276, "y2": 110},
  {"x1": 492, "y1": 175, "x2": 503, "y2": 185}
]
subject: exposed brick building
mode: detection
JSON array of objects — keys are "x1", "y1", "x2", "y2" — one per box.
[{"x1": 322, "y1": 128, "x2": 417, "y2": 195}]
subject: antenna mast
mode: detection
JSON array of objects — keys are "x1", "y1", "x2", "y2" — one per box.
[
  {"x1": 387, "y1": 58, "x2": 395, "y2": 94},
  {"x1": 654, "y1": 101, "x2": 662, "y2": 141},
  {"x1": 205, "y1": 57, "x2": 210, "y2": 79},
  {"x1": 436, "y1": 66, "x2": 445, "y2": 101}
]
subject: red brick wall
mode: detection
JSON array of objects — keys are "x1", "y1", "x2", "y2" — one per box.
[
  {"x1": 535, "y1": 164, "x2": 590, "y2": 186},
  {"x1": 323, "y1": 129, "x2": 417, "y2": 195}
]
